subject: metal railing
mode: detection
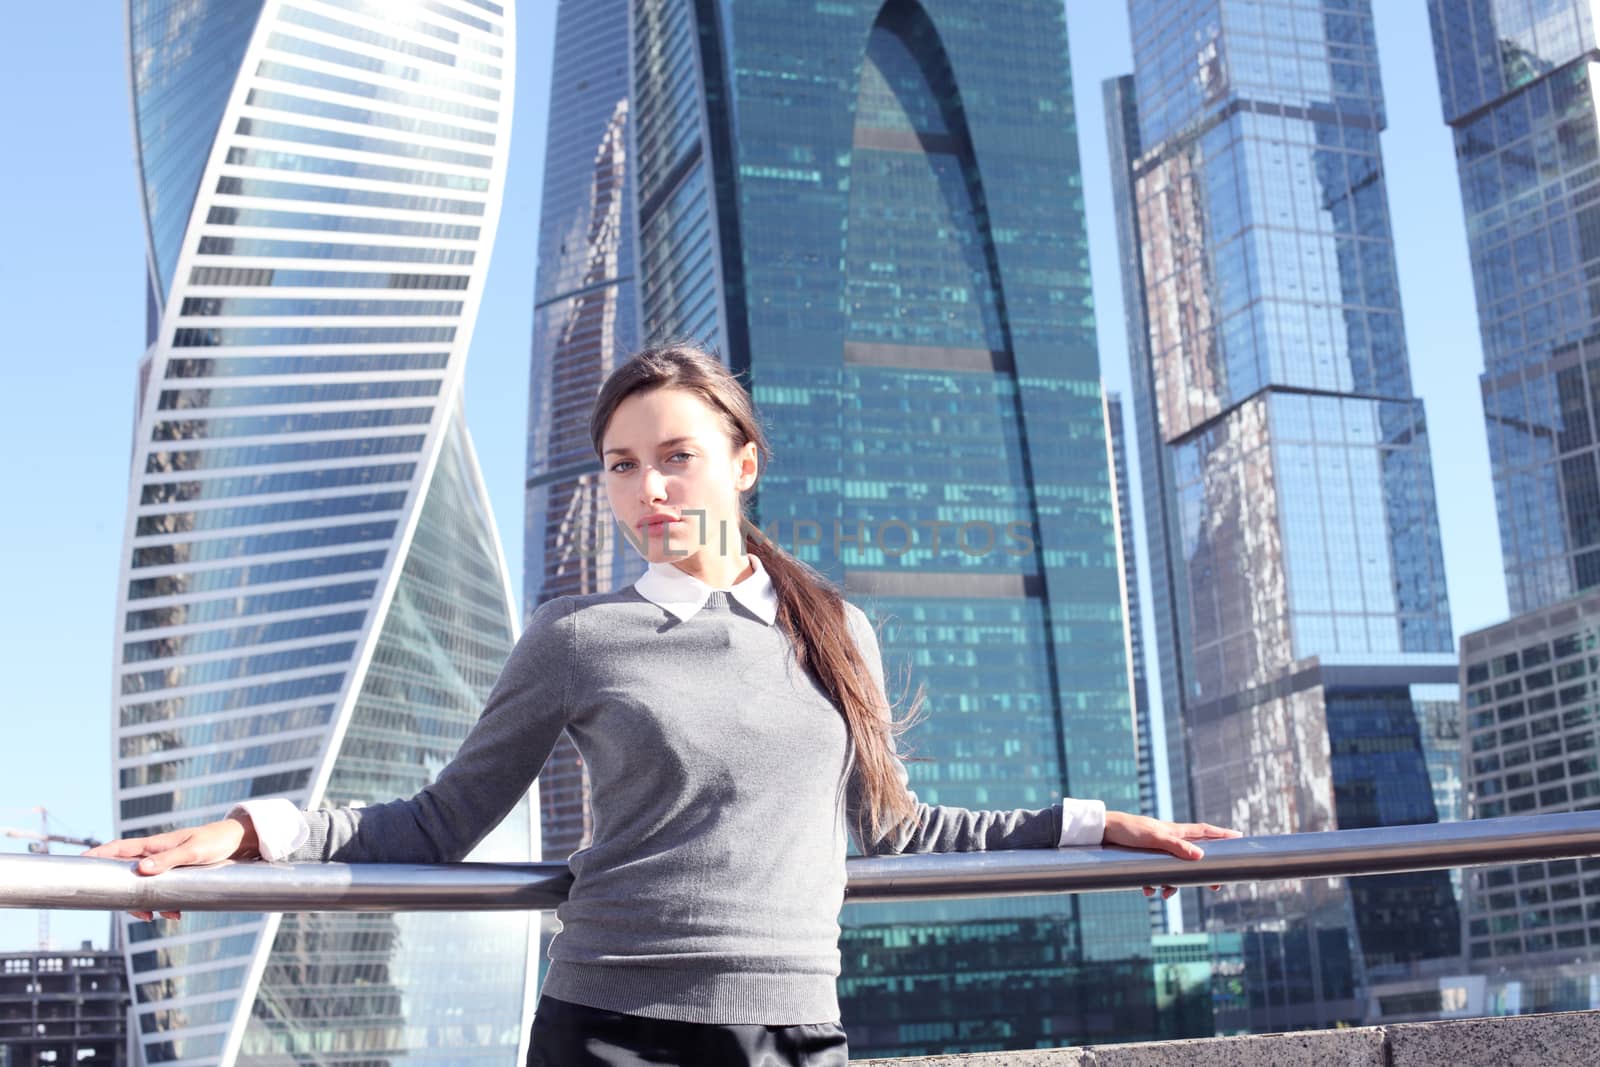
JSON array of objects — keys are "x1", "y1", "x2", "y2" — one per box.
[{"x1": 4, "y1": 812, "x2": 1598, "y2": 914}]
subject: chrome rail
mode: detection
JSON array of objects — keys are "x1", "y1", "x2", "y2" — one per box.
[{"x1": 3, "y1": 812, "x2": 1597, "y2": 913}]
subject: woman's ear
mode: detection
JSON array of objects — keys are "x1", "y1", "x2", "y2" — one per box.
[{"x1": 735, "y1": 441, "x2": 759, "y2": 491}]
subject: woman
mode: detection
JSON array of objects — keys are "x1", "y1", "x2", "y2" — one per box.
[{"x1": 88, "y1": 344, "x2": 1239, "y2": 1066}]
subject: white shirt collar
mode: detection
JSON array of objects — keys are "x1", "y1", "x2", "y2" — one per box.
[{"x1": 633, "y1": 554, "x2": 779, "y2": 626}]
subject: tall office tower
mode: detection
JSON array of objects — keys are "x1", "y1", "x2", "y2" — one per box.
[
  {"x1": 117, "y1": 3, "x2": 535, "y2": 1064},
  {"x1": 1427, "y1": 0, "x2": 1600, "y2": 1011},
  {"x1": 1428, "y1": 1, "x2": 1600, "y2": 617},
  {"x1": 526, "y1": 0, "x2": 1154, "y2": 1055},
  {"x1": 525, "y1": 0, "x2": 641, "y2": 862},
  {"x1": 1106, "y1": 0, "x2": 1462, "y2": 1032},
  {"x1": 1457, "y1": 596, "x2": 1600, "y2": 1008},
  {"x1": 1106, "y1": 390, "x2": 1168, "y2": 935}
]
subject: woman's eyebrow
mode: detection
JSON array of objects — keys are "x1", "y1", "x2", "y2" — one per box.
[{"x1": 603, "y1": 436, "x2": 698, "y2": 457}]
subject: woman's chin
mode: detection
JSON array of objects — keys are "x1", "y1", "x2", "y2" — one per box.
[{"x1": 638, "y1": 540, "x2": 703, "y2": 565}]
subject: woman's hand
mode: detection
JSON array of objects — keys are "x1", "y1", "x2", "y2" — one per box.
[
  {"x1": 1101, "y1": 810, "x2": 1242, "y2": 900},
  {"x1": 81, "y1": 815, "x2": 259, "y2": 922}
]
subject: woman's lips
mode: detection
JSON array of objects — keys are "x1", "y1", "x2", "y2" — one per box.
[{"x1": 636, "y1": 514, "x2": 681, "y2": 532}]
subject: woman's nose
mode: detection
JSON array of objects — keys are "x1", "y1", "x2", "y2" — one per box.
[{"x1": 638, "y1": 465, "x2": 667, "y2": 503}]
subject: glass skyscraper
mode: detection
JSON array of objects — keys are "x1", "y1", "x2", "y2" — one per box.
[
  {"x1": 1428, "y1": 0, "x2": 1600, "y2": 995},
  {"x1": 1428, "y1": 1, "x2": 1600, "y2": 615},
  {"x1": 1107, "y1": 0, "x2": 1461, "y2": 1032},
  {"x1": 528, "y1": 0, "x2": 1155, "y2": 1056},
  {"x1": 524, "y1": 0, "x2": 642, "y2": 864},
  {"x1": 1107, "y1": 390, "x2": 1168, "y2": 936},
  {"x1": 117, "y1": 2, "x2": 535, "y2": 1063}
]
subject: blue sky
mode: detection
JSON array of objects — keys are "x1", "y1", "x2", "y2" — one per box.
[{"x1": 0, "y1": 2, "x2": 1499, "y2": 953}]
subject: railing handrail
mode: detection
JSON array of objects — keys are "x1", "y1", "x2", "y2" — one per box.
[{"x1": 4, "y1": 812, "x2": 1597, "y2": 913}]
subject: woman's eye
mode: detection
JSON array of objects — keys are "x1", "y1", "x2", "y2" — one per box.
[{"x1": 607, "y1": 455, "x2": 688, "y2": 472}]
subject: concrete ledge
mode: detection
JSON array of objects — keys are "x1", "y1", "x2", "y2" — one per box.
[
  {"x1": 1089, "y1": 1025, "x2": 1384, "y2": 1067},
  {"x1": 1387, "y1": 1010, "x2": 1600, "y2": 1066},
  {"x1": 852, "y1": 1010, "x2": 1599, "y2": 1066}
]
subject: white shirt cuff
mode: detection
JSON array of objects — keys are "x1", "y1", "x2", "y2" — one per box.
[
  {"x1": 227, "y1": 798, "x2": 310, "y2": 862},
  {"x1": 1058, "y1": 797, "x2": 1106, "y2": 847}
]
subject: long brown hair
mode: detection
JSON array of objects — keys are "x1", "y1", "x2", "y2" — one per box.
[{"x1": 589, "y1": 342, "x2": 926, "y2": 845}]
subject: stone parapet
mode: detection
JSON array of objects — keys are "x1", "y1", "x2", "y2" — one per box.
[{"x1": 854, "y1": 1010, "x2": 1598, "y2": 1066}]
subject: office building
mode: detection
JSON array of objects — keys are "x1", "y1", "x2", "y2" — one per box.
[
  {"x1": 1107, "y1": 390, "x2": 1168, "y2": 935},
  {"x1": 0, "y1": 943, "x2": 129, "y2": 1066},
  {"x1": 528, "y1": 0, "x2": 1154, "y2": 1055},
  {"x1": 1424, "y1": 0, "x2": 1600, "y2": 1019},
  {"x1": 524, "y1": 0, "x2": 642, "y2": 863},
  {"x1": 1457, "y1": 591, "x2": 1600, "y2": 983},
  {"x1": 1428, "y1": 1, "x2": 1600, "y2": 616},
  {"x1": 1151, "y1": 931, "x2": 1247, "y2": 1038},
  {"x1": 1107, "y1": 0, "x2": 1461, "y2": 1032},
  {"x1": 116, "y1": 2, "x2": 535, "y2": 1062}
]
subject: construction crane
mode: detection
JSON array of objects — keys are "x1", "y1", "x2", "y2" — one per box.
[{"x1": 3, "y1": 807, "x2": 101, "y2": 949}]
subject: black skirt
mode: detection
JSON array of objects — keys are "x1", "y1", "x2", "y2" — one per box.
[{"x1": 527, "y1": 994, "x2": 850, "y2": 1066}]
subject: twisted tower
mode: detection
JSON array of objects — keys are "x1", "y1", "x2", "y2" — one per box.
[{"x1": 118, "y1": 2, "x2": 535, "y2": 1063}]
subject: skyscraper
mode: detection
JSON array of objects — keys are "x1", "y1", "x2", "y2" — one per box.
[
  {"x1": 524, "y1": 0, "x2": 641, "y2": 863},
  {"x1": 1458, "y1": 595, "x2": 1600, "y2": 988},
  {"x1": 527, "y1": 0, "x2": 1153, "y2": 1055},
  {"x1": 1107, "y1": 0, "x2": 1461, "y2": 1032},
  {"x1": 1106, "y1": 389, "x2": 1168, "y2": 936},
  {"x1": 1426, "y1": 0, "x2": 1600, "y2": 1003},
  {"x1": 1428, "y1": 1, "x2": 1600, "y2": 616},
  {"x1": 117, "y1": 2, "x2": 535, "y2": 1063}
]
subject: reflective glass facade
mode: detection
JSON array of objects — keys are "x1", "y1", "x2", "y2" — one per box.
[
  {"x1": 1151, "y1": 931, "x2": 1248, "y2": 1037},
  {"x1": 524, "y1": 0, "x2": 642, "y2": 875},
  {"x1": 119, "y1": 2, "x2": 533, "y2": 1063},
  {"x1": 1412, "y1": 681, "x2": 1465, "y2": 902},
  {"x1": 733, "y1": 0, "x2": 1151, "y2": 1055},
  {"x1": 526, "y1": 0, "x2": 1154, "y2": 1056},
  {"x1": 1428, "y1": 2, "x2": 1600, "y2": 613},
  {"x1": 632, "y1": 0, "x2": 732, "y2": 352},
  {"x1": 1110, "y1": 0, "x2": 1459, "y2": 1033},
  {"x1": 1108, "y1": 391, "x2": 1167, "y2": 935},
  {"x1": 1104, "y1": 73, "x2": 1197, "y2": 867},
  {"x1": 130, "y1": 0, "x2": 266, "y2": 306},
  {"x1": 237, "y1": 411, "x2": 532, "y2": 1063}
]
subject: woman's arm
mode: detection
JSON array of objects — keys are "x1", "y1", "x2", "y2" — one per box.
[
  {"x1": 86, "y1": 597, "x2": 575, "y2": 921},
  {"x1": 233, "y1": 594, "x2": 578, "y2": 865},
  {"x1": 840, "y1": 601, "x2": 1074, "y2": 856},
  {"x1": 837, "y1": 601, "x2": 1241, "y2": 886}
]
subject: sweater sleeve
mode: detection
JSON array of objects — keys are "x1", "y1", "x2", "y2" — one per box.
[
  {"x1": 277, "y1": 595, "x2": 576, "y2": 864},
  {"x1": 841, "y1": 601, "x2": 1099, "y2": 857}
]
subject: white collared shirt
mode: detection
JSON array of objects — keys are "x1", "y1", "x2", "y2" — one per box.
[
  {"x1": 633, "y1": 553, "x2": 779, "y2": 625},
  {"x1": 226, "y1": 798, "x2": 309, "y2": 861}
]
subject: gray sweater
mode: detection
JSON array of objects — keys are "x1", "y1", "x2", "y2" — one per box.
[{"x1": 252, "y1": 583, "x2": 1095, "y2": 1025}]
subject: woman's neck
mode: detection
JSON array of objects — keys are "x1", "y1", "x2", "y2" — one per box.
[{"x1": 670, "y1": 552, "x2": 754, "y2": 589}]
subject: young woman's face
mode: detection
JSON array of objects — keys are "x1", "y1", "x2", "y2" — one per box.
[{"x1": 600, "y1": 387, "x2": 757, "y2": 566}]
